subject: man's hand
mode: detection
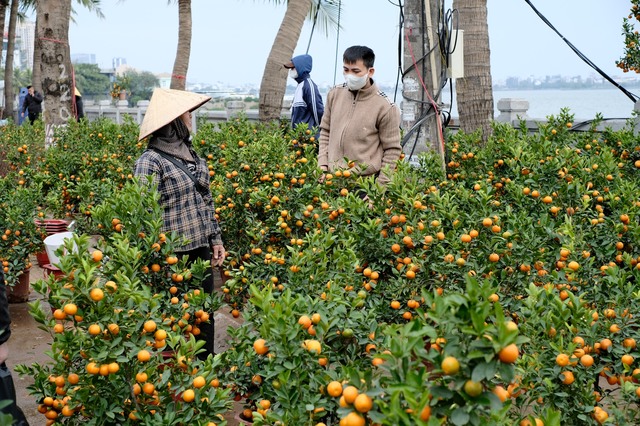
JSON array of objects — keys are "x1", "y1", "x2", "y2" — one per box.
[
  {"x1": 318, "y1": 167, "x2": 328, "y2": 183},
  {"x1": 362, "y1": 194, "x2": 374, "y2": 209},
  {"x1": 211, "y1": 244, "x2": 225, "y2": 267}
]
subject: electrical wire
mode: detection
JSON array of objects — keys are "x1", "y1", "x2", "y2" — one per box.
[
  {"x1": 524, "y1": 0, "x2": 639, "y2": 102},
  {"x1": 393, "y1": 0, "x2": 456, "y2": 162},
  {"x1": 393, "y1": 0, "x2": 405, "y2": 104},
  {"x1": 569, "y1": 117, "x2": 632, "y2": 131},
  {"x1": 305, "y1": 0, "x2": 322, "y2": 54},
  {"x1": 391, "y1": 0, "x2": 634, "y2": 156},
  {"x1": 404, "y1": 27, "x2": 445, "y2": 154},
  {"x1": 332, "y1": 0, "x2": 342, "y2": 86},
  {"x1": 391, "y1": 0, "x2": 437, "y2": 161}
]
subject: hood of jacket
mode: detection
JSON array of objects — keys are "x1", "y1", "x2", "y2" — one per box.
[{"x1": 292, "y1": 54, "x2": 313, "y2": 82}]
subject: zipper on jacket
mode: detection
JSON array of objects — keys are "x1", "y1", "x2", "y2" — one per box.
[{"x1": 339, "y1": 91, "x2": 359, "y2": 153}]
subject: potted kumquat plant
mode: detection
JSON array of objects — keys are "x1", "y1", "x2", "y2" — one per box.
[{"x1": 17, "y1": 179, "x2": 232, "y2": 425}]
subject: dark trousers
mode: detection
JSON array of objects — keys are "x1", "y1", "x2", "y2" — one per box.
[
  {"x1": 0, "y1": 363, "x2": 29, "y2": 425},
  {"x1": 174, "y1": 246, "x2": 215, "y2": 360},
  {"x1": 27, "y1": 112, "x2": 39, "y2": 125}
]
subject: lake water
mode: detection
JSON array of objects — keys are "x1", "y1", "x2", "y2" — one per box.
[{"x1": 437, "y1": 88, "x2": 639, "y2": 120}]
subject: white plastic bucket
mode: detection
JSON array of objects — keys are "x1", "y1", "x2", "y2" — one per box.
[{"x1": 43, "y1": 232, "x2": 76, "y2": 266}]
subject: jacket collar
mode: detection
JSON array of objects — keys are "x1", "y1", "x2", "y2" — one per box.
[
  {"x1": 294, "y1": 72, "x2": 310, "y2": 84},
  {"x1": 349, "y1": 78, "x2": 378, "y2": 100}
]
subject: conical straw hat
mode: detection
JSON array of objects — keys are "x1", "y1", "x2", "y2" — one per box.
[{"x1": 138, "y1": 88, "x2": 211, "y2": 141}]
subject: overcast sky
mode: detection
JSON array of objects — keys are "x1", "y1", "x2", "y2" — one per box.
[{"x1": 64, "y1": 0, "x2": 631, "y2": 87}]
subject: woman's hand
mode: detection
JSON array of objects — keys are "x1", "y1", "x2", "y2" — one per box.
[
  {"x1": 0, "y1": 342, "x2": 8, "y2": 364},
  {"x1": 211, "y1": 244, "x2": 225, "y2": 267}
]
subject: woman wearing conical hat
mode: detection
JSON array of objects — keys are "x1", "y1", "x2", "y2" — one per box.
[
  {"x1": 134, "y1": 88, "x2": 223, "y2": 359},
  {"x1": 74, "y1": 87, "x2": 84, "y2": 121}
]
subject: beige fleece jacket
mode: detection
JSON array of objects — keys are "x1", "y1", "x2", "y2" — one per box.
[{"x1": 318, "y1": 80, "x2": 401, "y2": 186}]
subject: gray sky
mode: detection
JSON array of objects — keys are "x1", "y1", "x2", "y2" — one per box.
[{"x1": 65, "y1": 0, "x2": 631, "y2": 87}]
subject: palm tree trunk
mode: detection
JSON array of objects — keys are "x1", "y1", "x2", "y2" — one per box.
[
  {"x1": 258, "y1": 0, "x2": 312, "y2": 122},
  {"x1": 452, "y1": 0, "x2": 494, "y2": 143},
  {"x1": 0, "y1": 1, "x2": 7, "y2": 119},
  {"x1": 170, "y1": 0, "x2": 191, "y2": 90},
  {"x1": 3, "y1": 0, "x2": 19, "y2": 120},
  {"x1": 36, "y1": 0, "x2": 74, "y2": 130},
  {"x1": 33, "y1": 13, "x2": 42, "y2": 94}
]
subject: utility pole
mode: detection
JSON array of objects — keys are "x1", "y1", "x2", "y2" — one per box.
[{"x1": 401, "y1": 0, "x2": 445, "y2": 165}]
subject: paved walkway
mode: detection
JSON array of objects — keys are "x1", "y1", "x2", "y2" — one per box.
[{"x1": 7, "y1": 261, "x2": 246, "y2": 425}]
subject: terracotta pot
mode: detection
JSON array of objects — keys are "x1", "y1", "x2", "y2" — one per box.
[
  {"x1": 42, "y1": 264, "x2": 64, "y2": 281},
  {"x1": 35, "y1": 219, "x2": 69, "y2": 234},
  {"x1": 161, "y1": 350, "x2": 176, "y2": 361},
  {"x1": 234, "y1": 411, "x2": 253, "y2": 425},
  {"x1": 119, "y1": 90, "x2": 127, "y2": 100},
  {"x1": 157, "y1": 351, "x2": 184, "y2": 402},
  {"x1": 157, "y1": 350, "x2": 179, "y2": 372},
  {"x1": 7, "y1": 269, "x2": 30, "y2": 303},
  {"x1": 36, "y1": 250, "x2": 50, "y2": 267},
  {"x1": 219, "y1": 268, "x2": 232, "y2": 284}
]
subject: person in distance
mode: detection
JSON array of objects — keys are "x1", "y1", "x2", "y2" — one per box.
[{"x1": 284, "y1": 54, "x2": 324, "y2": 140}]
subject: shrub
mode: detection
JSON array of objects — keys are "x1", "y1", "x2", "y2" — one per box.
[{"x1": 16, "y1": 179, "x2": 231, "y2": 425}]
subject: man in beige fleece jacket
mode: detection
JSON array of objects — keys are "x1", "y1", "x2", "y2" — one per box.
[{"x1": 318, "y1": 45, "x2": 402, "y2": 188}]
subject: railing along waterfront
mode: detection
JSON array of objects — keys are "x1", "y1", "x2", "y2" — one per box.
[{"x1": 82, "y1": 98, "x2": 636, "y2": 134}]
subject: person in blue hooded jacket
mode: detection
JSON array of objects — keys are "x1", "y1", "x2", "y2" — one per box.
[{"x1": 284, "y1": 54, "x2": 324, "y2": 138}]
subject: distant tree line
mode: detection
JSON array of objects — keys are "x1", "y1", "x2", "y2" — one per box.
[
  {"x1": 0, "y1": 67, "x2": 33, "y2": 92},
  {"x1": 72, "y1": 63, "x2": 159, "y2": 105},
  {"x1": 498, "y1": 75, "x2": 640, "y2": 91}
]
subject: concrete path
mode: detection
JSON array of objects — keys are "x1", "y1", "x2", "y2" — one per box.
[{"x1": 6, "y1": 261, "x2": 246, "y2": 425}]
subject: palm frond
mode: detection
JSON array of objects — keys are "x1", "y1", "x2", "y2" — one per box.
[
  {"x1": 308, "y1": 0, "x2": 342, "y2": 38},
  {"x1": 18, "y1": 0, "x2": 35, "y2": 14},
  {"x1": 20, "y1": 0, "x2": 103, "y2": 18},
  {"x1": 72, "y1": 0, "x2": 104, "y2": 19}
]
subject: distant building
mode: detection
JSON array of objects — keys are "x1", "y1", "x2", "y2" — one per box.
[
  {"x1": 16, "y1": 21, "x2": 35, "y2": 70},
  {"x1": 112, "y1": 57, "x2": 127, "y2": 69},
  {"x1": 2, "y1": 21, "x2": 32, "y2": 72},
  {"x1": 505, "y1": 77, "x2": 519, "y2": 89},
  {"x1": 114, "y1": 64, "x2": 134, "y2": 77},
  {"x1": 156, "y1": 73, "x2": 172, "y2": 89},
  {"x1": 72, "y1": 53, "x2": 97, "y2": 65},
  {"x1": 1, "y1": 34, "x2": 21, "y2": 71}
]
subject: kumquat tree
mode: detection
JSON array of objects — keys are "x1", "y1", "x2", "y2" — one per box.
[
  {"x1": 618, "y1": 0, "x2": 640, "y2": 72},
  {"x1": 0, "y1": 107, "x2": 639, "y2": 425}
]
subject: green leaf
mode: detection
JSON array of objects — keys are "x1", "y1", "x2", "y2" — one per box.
[
  {"x1": 429, "y1": 385, "x2": 453, "y2": 400},
  {"x1": 451, "y1": 407, "x2": 470, "y2": 425},
  {"x1": 471, "y1": 360, "x2": 496, "y2": 382}
]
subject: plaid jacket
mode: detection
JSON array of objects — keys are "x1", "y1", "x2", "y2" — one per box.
[{"x1": 134, "y1": 149, "x2": 222, "y2": 251}]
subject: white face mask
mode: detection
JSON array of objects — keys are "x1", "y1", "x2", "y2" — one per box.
[
  {"x1": 288, "y1": 68, "x2": 298, "y2": 80},
  {"x1": 344, "y1": 73, "x2": 368, "y2": 91}
]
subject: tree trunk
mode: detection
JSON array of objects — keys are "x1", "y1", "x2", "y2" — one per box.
[
  {"x1": 401, "y1": 0, "x2": 444, "y2": 160},
  {"x1": 33, "y1": 13, "x2": 43, "y2": 94},
  {"x1": 170, "y1": 0, "x2": 191, "y2": 90},
  {"x1": 258, "y1": 0, "x2": 311, "y2": 123},
  {"x1": 452, "y1": 0, "x2": 494, "y2": 143},
  {"x1": 0, "y1": 1, "x2": 7, "y2": 119},
  {"x1": 36, "y1": 0, "x2": 74, "y2": 140},
  {"x1": 3, "y1": 0, "x2": 19, "y2": 120}
]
